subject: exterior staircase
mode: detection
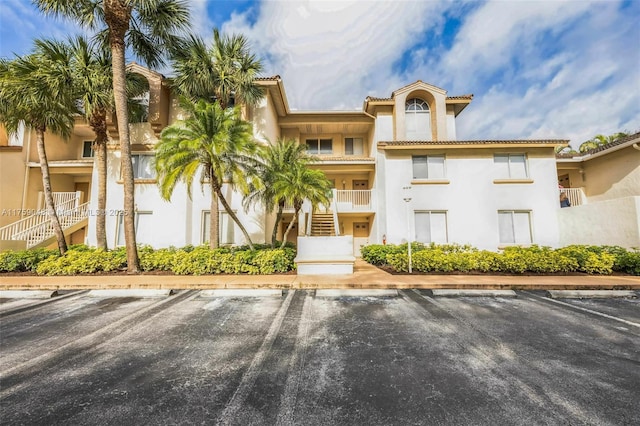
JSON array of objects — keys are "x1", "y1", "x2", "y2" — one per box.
[
  {"x1": 0, "y1": 192, "x2": 89, "y2": 250},
  {"x1": 310, "y1": 213, "x2": 336, "y2": 236}
]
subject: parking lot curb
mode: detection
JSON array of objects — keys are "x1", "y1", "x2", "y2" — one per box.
[
  {"x1": 86, "y1": 289, "x2": 174, "y2": 298},
  {"x1": 315, "y1": 289, "x2": 399, "y2": 297},
  {"x1": 431, "y1": 289, "x2": 517, "y2": 297},
  {"x1": 546, "y1": 290, "x2": 638, "y2": 299},
  {"x1": 0, "y1": 290, "x2": 58, "y2": 299},
  {"x1": 199, "y1": 289, "x2": 284, "y2": 297}
]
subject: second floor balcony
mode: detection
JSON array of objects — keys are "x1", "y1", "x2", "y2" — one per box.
[{"x1": 284, "y1": 189, "x2": 375, "y2": 214}]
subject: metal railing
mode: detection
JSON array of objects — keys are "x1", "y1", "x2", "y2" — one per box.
[
  {"x1": 0, "y1": 193, "x2": 89, "y2": 248},
  {"x1": 560, "y1": 187, "x2": 586, "y2": 207}
]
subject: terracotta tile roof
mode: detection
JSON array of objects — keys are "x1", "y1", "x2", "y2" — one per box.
[
  {"x1": 378, "y1": 139, "x2": 568, "y2": 146},
  {"x1": 555, "y1": 131, "x2": 640, "y2": 159},
  {"x1": 255, "y1": 75, "x2": 281, "y2": 81},
  {"x1": 365, "y1": 96, "x2": 393, "y2": 102},
  {"x1": 315, "y1": 156, "x2": 375, "y2": 162},
  {"x1": 446, "y1": 94, "x2": 474, "y2": 100},
  {"x1": 581, "y1": 131, "x2": 640, "y2": 155}
]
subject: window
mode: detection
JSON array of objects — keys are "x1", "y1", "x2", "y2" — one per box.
[
  {"x1": 202, "y1": 210, "x2": 236, "y2": 245},
  {"x1": 498, "y1": 211, "x2": 532, "y2": 244},
  {"x1": 415, "y1": 211, "x2": 448, "y2": 244},
  {"x1": 405, "y1": 98, "x2": 431, "y2": 140},
  {"x1": 345, "y1": 137, "x2": 364, "y2": 155},
  {"x1": 82, "y1": 141, "x2": 94, "y2": 158},
  {"x1": 116, "y1": 211, "x2": 152, "y2": 246},
  {"x1": 494, "y1": 154, "x2": 528, "y2": 179},
  {"x1": 412, "y1": 155, "x2": 445, "y2": 179},
  {"x1": 131, "y1": 154, "x2": 155, "y2": 179},
  {"x1": 306, "y1": 138, "x2": 332, "y2": 155}
]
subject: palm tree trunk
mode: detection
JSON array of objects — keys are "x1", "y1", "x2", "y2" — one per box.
[
  {"x1": 105, "y1": 0, "x2": 139, "y2": 272},
  {"x1": 209, "y1": 177, "x2": 220, "y2": 249},
  {"x1": 280, "y1": 208, "x2": 298, "y2": 249},
  {"x1": 35, "y1": 127, "x2": 67, "y2": 255},
  {"x1": 90, "y1": 111, "x2": 108, "y2": 250},
  {"x1": 212, "y1": 179, "x2": 254, "y2": 251},
  {"x1": 271, "y1": 201, "x2": 284, "y2": 248}
]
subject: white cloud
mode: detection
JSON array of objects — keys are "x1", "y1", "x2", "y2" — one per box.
[{"x1": 221, "y1": 0, "x2": 451, "y2": 109}]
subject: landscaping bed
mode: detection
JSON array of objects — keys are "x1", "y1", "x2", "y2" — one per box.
[
  {"x1": 361, "y1": 243, "x2": 640, "y2": 276},
  {"x1": 0, "y1": 244, "x2": 297, "y2": 276}
]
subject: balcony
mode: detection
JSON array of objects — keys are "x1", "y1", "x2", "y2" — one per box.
[
  {"x1": 283, "y1": 189, "x2": 374, "y2": 213},
  {"x1": 560, "y1": 187, "x2": 586, "y2": 207}
]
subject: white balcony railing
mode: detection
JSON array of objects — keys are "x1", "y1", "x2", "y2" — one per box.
[
  {"x1": 0, "y1": 192, "x2": 89, "y2": 248},
  {"x1": 335, "y1": 189, "x2": 372, "y2": 212},
  {"x1": 560, "y1": 187, "x2": 586, "y2": 207},
  {"x1": 283, "y1": 189, "x2": 374, "y2": 213}
]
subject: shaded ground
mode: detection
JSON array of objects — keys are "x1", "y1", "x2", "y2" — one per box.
[{"x1": 1, "y1": 290, "x2": 639, "y2": 425}]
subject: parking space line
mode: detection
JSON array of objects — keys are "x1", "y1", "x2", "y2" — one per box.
[
  {"x1": 522, "y1": 292, "x2": 640, "y2": 329},
  {"x1": 0, "y1": 290, "x2": 88, "y2": 318},
  {"x1": 217, "y1": 290, "x2": 296, "y2": 426},
  {"x1": 276, "y1": 292, "x2": 313, "y2": 426},
  {"x1": 0, "y1": 290, "x2": 197, "y2": 392}
]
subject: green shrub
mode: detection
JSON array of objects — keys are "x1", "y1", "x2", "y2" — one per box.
[
  {"x1": 0, "y1": 248, "x2": 59, "y2": 272},
  {"x1": 36, "y1": 248, "x2": 126, "y2": 275},
  {"x1": 139, "y1": 246, "x2": 177, "y2": 271},
  {"x1": 361, "y1": 244, "x2": 396, "y2": 266},
  {"x1": 613, "y1": 250, "x2": 640, "y2": 275}
]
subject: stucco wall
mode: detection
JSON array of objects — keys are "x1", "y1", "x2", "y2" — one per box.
[
  {"x1": 582, "y1": 146, "x2": 640, "y2": 202},
  {"x1": 379, "y1": 147, "x2": 560, "y2": 250},
  {"x1": 0, "y1": 148, "x2": 26, "y2": 227},
  {"x1": 252, "y1": 91, "x2": 280, "y2": 144},
  {"x1": 558, "y1": 196, "x2": 640, "y2": 248}
]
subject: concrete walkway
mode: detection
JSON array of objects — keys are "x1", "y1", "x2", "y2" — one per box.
[{"x1": 1, "y1": 260, "x2": 639, "y2": 290}]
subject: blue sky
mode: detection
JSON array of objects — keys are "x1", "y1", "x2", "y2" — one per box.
[{"x1": 1, "y1": 0, "x2": 639, "y2": 147}]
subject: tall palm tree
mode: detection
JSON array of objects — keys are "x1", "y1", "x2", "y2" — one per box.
[
  {"x1": 171, "y1": 28, "x2": 264, "y2": 108},
  {"x1": 36, "y1": 0, "x2": 190, "y2": 272},
  {"x1": 155, "y1": 99, "x2": 260, "y2": 250},
  {"x1": 243, "y1": 139, "x2": 317, "y2": 247},
  {"x1": 66, "y1": 36, "x2": 149, "y2": 250},
  {"x1": 0, "y1": 41, "x2": 78, "y2": 254},
  {"x1": 274, "y1": 166, "x2": 333, "y2": 249}
]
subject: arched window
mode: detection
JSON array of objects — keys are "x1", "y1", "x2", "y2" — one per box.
[{"x1": 405, "y1": 98, "x2": 431, "y2": 140}]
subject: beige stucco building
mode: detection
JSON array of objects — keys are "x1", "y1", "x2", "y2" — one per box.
[
  {"x1": 4, "y1": 67, "x2": 608, "y2": 255},
  {"x1": 556, "y1": 133, "x2": 640, "y2": 248}
]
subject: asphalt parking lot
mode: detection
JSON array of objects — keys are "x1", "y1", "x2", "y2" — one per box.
[{"x1": 1, "y1": 289, "x2": 639, "y2": 425}]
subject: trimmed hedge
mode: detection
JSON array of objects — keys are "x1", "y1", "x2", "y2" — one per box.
[
  {"x1": 0, "y1": 245, "x2": 296, "y2": 276},
  {"x1": 363, "y1": 243, "x2": 640, "y2": 275}
]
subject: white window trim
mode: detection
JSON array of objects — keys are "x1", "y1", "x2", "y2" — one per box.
[
  {"x1": 411, "y1": 155, "x2": 447, "y2": 180},
  {"x1": 115, "y1": 210, "x2": 152, "y2": 247},
  {"x1": 305, "y1": 138, "x2": 333, "y2": 155},
  {"x1": 494, "y1": 153, "x2": 529, "y2": 180},
  {"x1": 497, "y1": 210, "x2": 533, "y2": 246},
  {"x1": 344, "y1": 137, "x2": 364, "y2": 156},
  {"x1": 202, "y1": 210, "x2": 238, "y2": 246},
  {"x1": 414, "y1": 210, "x2": 448, "y2": 244}
]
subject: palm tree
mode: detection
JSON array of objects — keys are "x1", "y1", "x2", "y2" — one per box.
[
  {"x1": 171, "y1": 28, "x2": 264, "y2": 108},
  {"x1": 274, "y1": 166, "x2": 333, "y2": 248},
  {"x1": 155, "y1": 99, "x2": 260, "y2": 250},
  {"x1": 579, "y1": 132, "x2": 629, "y2": 153},
  {"x1": 66, "y1": 36, "x2": 149, "y2": 250},
  {"x1": 243, "y1": 139, "x2": 317, "y2": 247},
  {"x1": 36, "y1": 0, "x2": 190, "y2": 272},
  {"x1": 0, "y1": 41, "x2": 78, "y2": 255}
]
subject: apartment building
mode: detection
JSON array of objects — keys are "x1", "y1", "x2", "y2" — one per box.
[{"x1": 1, "y1": 67, "x2": 570, "y2": 255}]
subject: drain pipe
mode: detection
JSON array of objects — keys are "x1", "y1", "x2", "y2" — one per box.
[{"x1": 633, "y1": 143, "x2": 640, "y2": 151}]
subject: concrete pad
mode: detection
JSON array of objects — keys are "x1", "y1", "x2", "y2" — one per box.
[
  {"x1": 0, "y1": 290, "x2": 58, "y2": 299},
  {"x1": 315, "y1": 289, "x2": 398, "y2": 298},
  {"x1": 86, "y1": 289, "x2": 173, "y2": 298},
  {"x1": 199, "y1": 289, "x2": 284, "y2": 298},
  {"x1": 432, "y1": 289, "x2": 517, "y2": 297},
  {"x1": 547, "y1": 290, "x2": 637, "y2": 299}
]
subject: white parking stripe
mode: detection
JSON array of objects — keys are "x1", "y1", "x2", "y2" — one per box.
[{"x1": 525, "y1": 292, "x2": 640, "y2": 329}]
